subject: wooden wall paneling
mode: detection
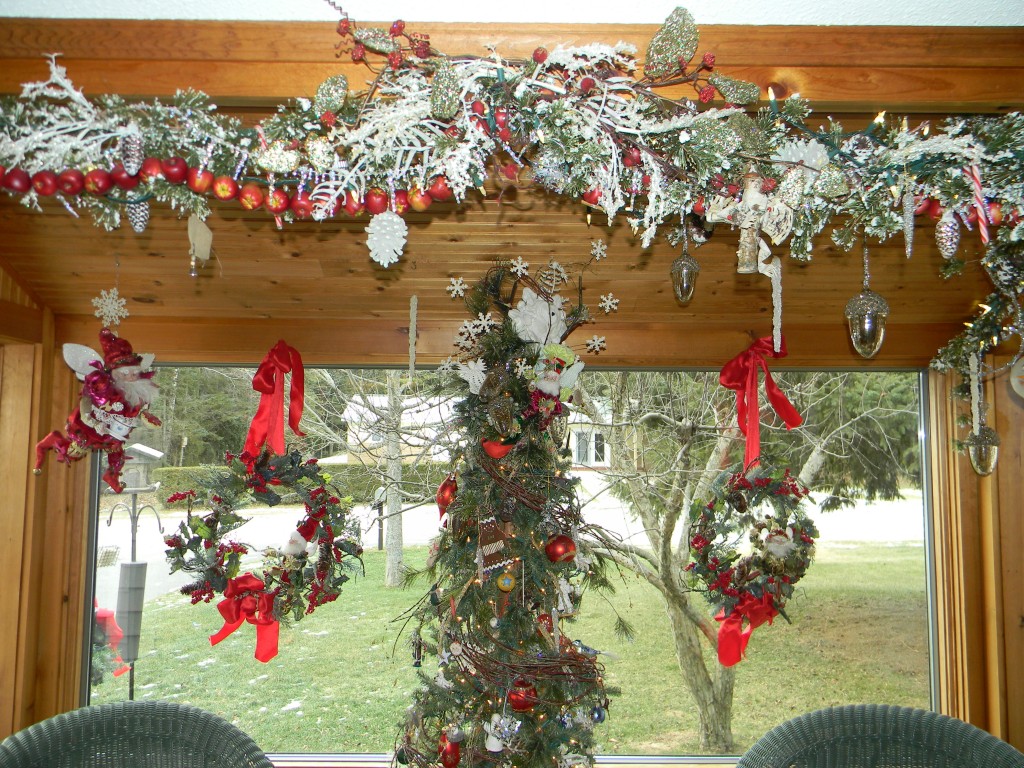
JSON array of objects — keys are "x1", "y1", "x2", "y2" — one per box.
[
  {"x1": 927, "y1": 371, "x2": 989, "y2": 725},
  {"x1": 15, "y1": 340, "x2": 90, "y2": 730},
  {"x1": 0, "y1": 343, "x2": 37, "y2": 735},
  {"x1": 994, "y1": 358, "x2": 1024, "y2": 745}
]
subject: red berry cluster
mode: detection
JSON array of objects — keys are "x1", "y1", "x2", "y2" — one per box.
[{"x1": 335, "y1": 14, "x2": 432, "y2": 69}]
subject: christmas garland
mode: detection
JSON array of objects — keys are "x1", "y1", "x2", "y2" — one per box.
[
  {"x1": 0, "y1": 8, "x2": 1022, "y2": 381},
  {"x1": 164, "y1": 448, "x2": 363, "y2": 661},
  {"x1": 686, "y1": 465, "x2": 818, "y2": 666}
]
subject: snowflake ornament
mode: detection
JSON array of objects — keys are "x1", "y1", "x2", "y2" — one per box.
[
  {"x1": 91, "y1": 288, "x2": 129, "y2": 327},
  {"x1": 513, "y1": 358, "x2": 531, "y2": 378},
  {"x1": 447, "y1": 277, "x2": 467, "y2": 299},
  {"x1": 437, "y1": 357, "x2": 458, "y2": 375},
  {"x1": 585, "y1": 335, "x2": 607, "y2": 354},
  {"x1": 510, "y1": 257, "x2": 529, "y2": 277},
  {"x1": 599, "y1": 293, "x2": 619, "y2": 314},
  {"x1": 591, "y1": 239, "x2": 608, "y2": 260},
  {"x1": 365, "y1": 211, "x2": 408, "y2": 268}
]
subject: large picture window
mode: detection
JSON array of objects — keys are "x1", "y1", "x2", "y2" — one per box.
[{"x1": 86, "y1": 367, "x2": 932, "y2": 762}]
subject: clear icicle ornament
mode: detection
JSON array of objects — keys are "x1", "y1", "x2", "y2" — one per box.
[
  {"x1": 935, "y1": 210, "x2": 960, "y2": 259},
  {"x1": 670, "y1": 225, "x2": 700, "y2": 304},
  {"x1": 966, "y1": 353, "x2": 1000, "y2": 476},
  {"x1": 902, "y1": 191, "x2": 915, "y2": 258},
  {"x1": 844, "y1": 242, "x2": 889, "y2": 359}
]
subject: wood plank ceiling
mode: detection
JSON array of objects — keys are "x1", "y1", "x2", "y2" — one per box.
[{"x1": 0, "y1": 20, "x2": 1021, "y2": 367}]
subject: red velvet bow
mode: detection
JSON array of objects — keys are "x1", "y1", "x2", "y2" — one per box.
[
  {"x1": 210, "y1": 573, "x2": 280, "y2": 662},
  {"x1": 715, "y1": 591, "x2": 778, "y2": 667},
  {"x1": 243, "y1": 340, "x2": 306, "y2": 458},
  {"x1": 719, "y1": 336, "x2": 803, "y2": 469}
]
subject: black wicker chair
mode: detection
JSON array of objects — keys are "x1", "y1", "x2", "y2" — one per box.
[
  {"x1": 0, "y1": 700, "x2": 275, "y2": 768},
  {"x1": 737, "y1": 703, "x2": 1024, "y2": 768}
]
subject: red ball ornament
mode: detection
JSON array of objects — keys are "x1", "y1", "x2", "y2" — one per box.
[
  {"x1": 481, "y1": 438, "x2": 514, "y2": 459},
  {"x1": 507, "y1": 679, "x2": 539, "y2": 712},
  {"x1": 436, "y1": 474, "x2": 457, "y2": 516},
  {"x1": 545, "y1": 535, "x2": 576, "y2": 563},
  {"x1": 438, "y1": 735, "x2": 460, "y2": 768}
]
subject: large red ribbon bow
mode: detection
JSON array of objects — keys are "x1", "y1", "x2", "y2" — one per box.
[
  {"x1": 210, "y1": 573, "x2": 280, "y2": 662},
  {"x1": 715, "y1": 591, "x2": 778, "y2": 667},
  {"x1": 719, "y1": 336, "x2": 803, "y2": 469},
  {"x1": 243, "y1": 340, "x2": 306, "y2": 458}
]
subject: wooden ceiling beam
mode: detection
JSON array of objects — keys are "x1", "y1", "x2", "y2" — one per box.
[{"x1": 0, "y1": 21, "x2": 1021, "y2": 113}]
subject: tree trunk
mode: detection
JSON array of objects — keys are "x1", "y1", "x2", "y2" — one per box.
[
  {"x1": 384, "y1": 370, "x2": 405, "y2": 587},
  {"x1": 664, "y1": 596, "x2": 735, "y2": 752}
]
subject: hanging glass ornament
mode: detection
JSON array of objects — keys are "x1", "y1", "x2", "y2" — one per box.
[
  {"x1": 966, "y1": 427, "x2": 1000, "y2": 476},
  {"x1": 670, "y1": 249, "x2": 700, "y2": 304},
  {"x1": 935, "y1": 210, "x2": 960, "y2": 259},
  {"x1": 436, "y1": 474, "x2": 457, "y2": 516},
  {"x1": 844, "y1": 242, "x2": 889, "y2": 358}
]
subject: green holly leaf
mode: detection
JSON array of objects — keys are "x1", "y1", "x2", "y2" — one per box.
[
  {"x1": 645, "y1": 8, "x2": 699, "y2": 79},
  {"x1": 353, "y1": 27, "x2": 400, "y2": 54},
  {"x1": 708, "y1": 73, "x2": 762, "y2": 105}
]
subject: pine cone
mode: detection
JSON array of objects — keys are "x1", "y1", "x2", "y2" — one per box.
[
  {"x1": 120, "y1": 132, "x2": 145, "y2": 176},
  {"x1": 126, "y1": 201, "x2": 149, "y2": 234},
  {"x1": 935, "y1": 211, "x2": 960, "y2": 259}
]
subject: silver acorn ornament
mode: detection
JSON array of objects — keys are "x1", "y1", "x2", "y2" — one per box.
[
  {"x1": 935, "y1": 210, "x2": 960, "y2": 259},
  {"x1": 845, "y1": 242, "x2": 889, "y2": 359},
  {"x1": 966, "y1": 426, "x2": 1000, "y2": 476},
  {"x1": 845, "y1": 289, "x2": 890, "y2": 359},
  {"x1": 125, "y1": 201, "x2": 149, "y2": 234},
  {"x1": 670, "y1": 251, "x2": 700, "y2": 304}
]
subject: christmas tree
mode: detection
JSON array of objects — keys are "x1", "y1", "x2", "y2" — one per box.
[{"x1": 397, "y1": 265, "x2": 614, "y2": 768}]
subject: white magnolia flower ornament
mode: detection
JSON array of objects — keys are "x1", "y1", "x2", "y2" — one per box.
[{"x1": 508, "y1": 288, "x2": 567, "y2": 346}]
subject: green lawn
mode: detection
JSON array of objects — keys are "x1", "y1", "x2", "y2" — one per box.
[{"x1": 90, "y1": 542, "x2": 929, "y2": 756}]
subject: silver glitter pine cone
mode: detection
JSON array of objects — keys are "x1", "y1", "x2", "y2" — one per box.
[
  {"x1": 844, "y1": 288, "x2": 889, "y2": 358},
  {"x1": 935, "y1": 212, "x2": 960, "y2": 259},
  {"x1": 670, "y1": 252, "x2": 701, "y2": 304},
  {"x1": 125, "y1": 201, "x2": 149, "y2": 234}
]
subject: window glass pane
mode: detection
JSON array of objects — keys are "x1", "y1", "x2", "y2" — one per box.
[{"x1": 87, "y1": 367, "x2": 931, "y2": 758}]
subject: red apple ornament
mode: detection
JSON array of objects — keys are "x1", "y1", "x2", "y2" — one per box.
[
  {"x1": 83, "y1": 168, "x2": 113, "y2": 196},
  {"x1": 212, "y1": 175, "x2": 239, "y2": 201},
  {"x1": 31, "y1": 170, "x2": 59, "y2": 196},
  {"x1": 365, "y1": 187, "x2": 388, "y2": 215},
  {"x1": 2, "y1": 167, "x2": 31, "y2": 193},
  {"x1": 238, "y1": 183, "x2": 265, "y2": 211},
  {"x1": 58, "y1": 168, "x2": 85, "y2": 195},
  {"x1": 186, "y1": 167, "x2": 214, "y2": 195},
  {"x1": 160, "y1": 157, "x2": 188, "y2": 184}
]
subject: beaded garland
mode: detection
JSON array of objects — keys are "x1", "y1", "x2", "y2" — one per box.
[
  {"x1": 164, "y1": 448, "x2": 363, "y2": 623},
  {"x1": 686, "y1": 466, "x2": 818, "y2": 618}
]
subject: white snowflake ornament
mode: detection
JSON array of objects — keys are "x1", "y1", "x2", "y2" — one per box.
[
  {"x1": 510, "y1": 257, "x2": 529, "y2": 277},
  {"x1": 447, "y1": 277, "x2": 467, "y2": 299},
  {"x1": 92, "y1": 288, "x2": 129, "y2": 327},
  {"x1": 599, "y1": 293, "x2": 619, "y2": 314},
  {"x1": 365, "y1": 211, "x2": 408, "y2": 268},
  {"x1": 591, "y1": 239, "x2": 608, "y2": 260},
  {"x1": 585, "y1": 335, "x2": 607, "y2": 354}
]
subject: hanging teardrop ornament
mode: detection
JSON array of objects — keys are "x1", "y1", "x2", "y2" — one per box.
[
  {"x1": 670, "y1": 252, "x2": 700, "y2": 304},
  {"x1": 935, "y1": 210, "x2": 960, "y2": 259},
  {"x1": 844, "y1": 242, "x2": 889, "y2": 359}
]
